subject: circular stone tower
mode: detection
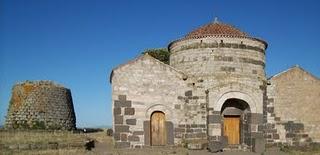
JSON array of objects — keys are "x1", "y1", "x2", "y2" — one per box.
[
  {"x1": 5, "y1": 81, "x2": 76, "y2": 130},
  {"x1": 168, "y1": 20, "x2": 268, "y2": 148},
  {"x1": 168, "y1": 20, "x2": 267, "y2": 89}
]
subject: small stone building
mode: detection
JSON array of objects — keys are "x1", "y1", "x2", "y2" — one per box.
[
  {"x1": 266, "y1": 66, "x2": 320, "y2": 145},
  {"x1": 110, "y1": 20, "x2": 320, "y2": 151},
  {"x1": 5, "y1": 81, "x2": 76, "y2": 130}
]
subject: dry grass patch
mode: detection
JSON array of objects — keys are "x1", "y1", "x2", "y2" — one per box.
[
  {"x1": 1, "y1": 148, "x2": 91, "y2": 155},
  {"x1": 0, "y1": 129, "x2": 101, "y2": 154},
  {"x1": 0, "y1": 130, "x2": 86, "y2": 145}
]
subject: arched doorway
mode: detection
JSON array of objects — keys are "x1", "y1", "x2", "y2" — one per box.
[
  {"x1": 221, "y1": 99, "x2": 250, "y2": 145},
  {"x1": 150, "y1": 111, "x2": 167, "y2": 146}
]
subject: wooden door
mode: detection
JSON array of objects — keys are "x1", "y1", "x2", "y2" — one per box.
[
  {"x1": 223, "y1": 116, "x2": 240, "y2": 145},
  {"x1": 151, "y1": 112, "x2": 167, "y2": 146}
]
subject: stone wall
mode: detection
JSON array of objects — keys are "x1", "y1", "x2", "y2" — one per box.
[
  {"x1": 111, "y1": 35, "x2": 268, "y2": 151},
  {"x1": 111, "y1": 54, "x2": 190, "y2": 148},
  {"x1": 5, "y1": 81, "x2": 76, "y2": 130},
  {"x1": 266, "y1": 66, "x2": 320, "y2": 146},
  {"x1": 169, "y1": 36, "x2": 267, "y2": 150},
  {"x1": 207, "y1": 83, "x2": 265, "y2": 150},
  {"x1": 110, "y1": 20, "x2": 320, "y2": 152},
  {"x1": 176, "y1": 88, "x2": 208, "y2": 144},
  {"x1": 169, "y1": 37, "x2": 266, "y2": 86}
]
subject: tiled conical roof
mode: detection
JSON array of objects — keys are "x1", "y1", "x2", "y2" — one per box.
[
  {"x1": 168, "y1": 19, "x2": 268, "y2": 49},
  {"x1": 185, "y1": 22, "x2": 248, "y2": 39}
]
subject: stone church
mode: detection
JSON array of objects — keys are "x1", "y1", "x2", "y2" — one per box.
[{"x1": 110, "y1": 20, "x2": 320, "y2": 152}]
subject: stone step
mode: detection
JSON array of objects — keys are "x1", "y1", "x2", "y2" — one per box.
[{"x1": 223, "y1": 145, "x2": 250, "y2": 152}]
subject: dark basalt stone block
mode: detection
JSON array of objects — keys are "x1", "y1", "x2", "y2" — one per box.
[
  {"x1": 114, "y1": 132, "x2": 120, "y2": 141},
  {"x1": 128, "y1": 135, "x2": 139, "y2": 142},
  {"x1": 166, "y1": 121, "x2": 174, "y2": 145},
  {"x1": 115, "y1": 125, "x2": 129, "y2": 132},
  {"x1": 126, "y1": 119, "x2": 136, "y2": 125},
  {"x1": 115, "y1": 142, "x2": 130, "y2": 148},
  {"x1": 133, "y1": 131, "x2": 144, "y2": 135},
  {"x1": 113, "y1": 108, "x2": 121, "y2": 115},
  {"x1": 252, "y1": 137, "x2": 265, "y2": 153},
  {"x1": 114, "y1": 100, "x2": 132, "y2": 108},
  {"x1": 174, "y1": 104, "x2": 181, "y2": 109},
  {"x1": 143, "y1": 121, "x2": 150, "y2": 145},
  {"x1": 124, "y1": 108, "x2": 135, "y2": 115},
  {"x1": 114, "y1": 115, "x2": 123, "y2": 124},
  {"x1": 208, "y1": 141, "x2": 223, "y2": 153},
  {"x1": 185, "y1": 90, "x2": 192, "y2": 97},
  {"x1": 250, "y1": 113, "x2": 264, "y2": 124},
  {"x1": 208, "y1": 115, "x2": 221, "y2": 123},
  {"x1": 120, "y1": 134, "x2": 127, "y2": 141},
  {"x1": 118, "y1": 95, "x2": 126, "y2": 101}
]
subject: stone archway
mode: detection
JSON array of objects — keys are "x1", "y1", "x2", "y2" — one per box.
[
  {"x1": 145, "y1": 104, "x2": 172, "y2": 120},
  {"x1": 144, "y1": 104, "x2": 174, "y2": 146},
  {"x1": 207, "y1": 84, "x2": 265, "y2": 150},
  {"x1": 215, "y1": 91, "x2": 258, "y2": 114},
  {"x1": 221, "y1": 99, "x2": 251, "y2": 145}
]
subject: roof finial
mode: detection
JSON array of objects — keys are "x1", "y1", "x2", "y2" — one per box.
[{"x1": 214, "y1": 17, "x2": 219, "y2": 23}]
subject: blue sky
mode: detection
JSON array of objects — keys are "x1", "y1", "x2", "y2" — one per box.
[{"x1": 1, "y1": 0, "x2": 319, "y2": 127}]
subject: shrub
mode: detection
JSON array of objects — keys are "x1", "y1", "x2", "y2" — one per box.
[{"x1": 143, "y1": 48, "x2": 170, "y2": 64}]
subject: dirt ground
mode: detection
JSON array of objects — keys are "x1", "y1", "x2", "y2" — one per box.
[
  {"x1": 89, "y1": 132, "x2": 291, "y2": 155},
  {"x1": 90, "y1": 133, "x2": 320, "y2": 155},
  {"x1": 2, "y1": 130, "x2": 319, "y2": 155}
]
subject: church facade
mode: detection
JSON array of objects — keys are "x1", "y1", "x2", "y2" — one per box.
[{"x1": 110, "y1": 20, "x2": 320, "y2": 152}]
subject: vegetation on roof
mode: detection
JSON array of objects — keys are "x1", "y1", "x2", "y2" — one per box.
[{"x1": 143, "y1": 48, "x2": 170, "y2": 65}]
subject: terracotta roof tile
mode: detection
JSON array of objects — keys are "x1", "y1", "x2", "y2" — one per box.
[{"x1": 185, "y1": 22, "x2": 248, "y2": 38}]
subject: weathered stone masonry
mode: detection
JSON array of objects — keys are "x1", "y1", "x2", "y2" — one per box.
[
  {"x1": 110, "y1": 20, "x2": 320, "y2": 151},
  {"x1": 5, "y1": 81, "x2": 76, "y2": 130},
  {"x1": 168, "y1": 21, "x2": 267, "y2": 151},
  {"x1": 111, "y1": 55, "x2": 188, "y2": 148},
  {"x1": 265, "y1": 67, "x2": 320, "y2": 146}
]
